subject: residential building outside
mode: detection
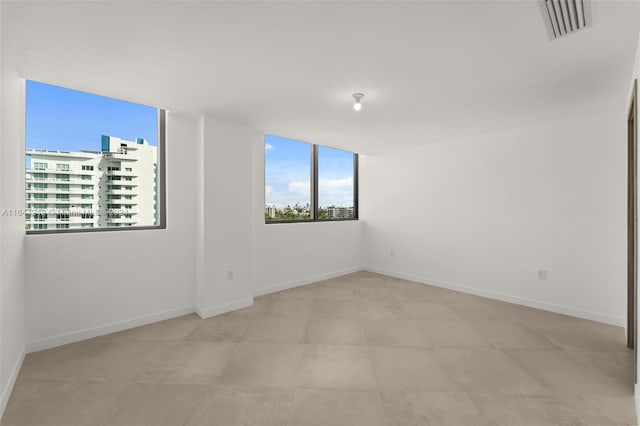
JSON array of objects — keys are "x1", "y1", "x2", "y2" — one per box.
[
  {"x1": 25, "y1": 135, "x2": 158, "y2": 230},
  {"x1": 326, "y1": 206, "x2": 355, "y2": 219}
]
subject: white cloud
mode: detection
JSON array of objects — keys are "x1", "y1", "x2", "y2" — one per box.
[
  {"x1": 288, "y1": 180, "x2": 310, "y2": 198},
  {"x1": 266, "y1": 177, "x2": 354, "y2": 208},
  {"x1": 318, "y1": 177, "x2": 354, "y2": 207},
  {"x1": 265, "y1": 143, "x2": 274, "y2": 151},
  {"x1": 320, "y1": 177, "x2": 352, "y2": 189}
]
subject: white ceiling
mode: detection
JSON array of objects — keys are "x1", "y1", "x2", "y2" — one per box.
[{"x1": 2, "y1": 1, "x2": 639, "y2": 154}]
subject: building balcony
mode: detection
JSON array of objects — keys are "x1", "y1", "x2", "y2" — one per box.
[
  {"x1": 27, "y1": 175, "x2": 93, "y2": 182},
  {"x1": 106, "y1": 193, "x2": 138, "y2": 199},
  {"x1": 118, "y1": 200, "x2": 138, "y2": 205},
  {"x1": 26, "y1": 168, "x2": 67, "y2": 174},
  {"x1": 106, "y1": 217, "x2": 137, "y2": 224},
  {"x1": 26, "y1": 188, "x2": 95, "y2": 195},
  {"x1": 106, "y1": 208, "x2": 139, "y2": 215},
  {"x1": 106, "y1": 170, "x2": 137, "y2": 177},
  {"x1": 27, "y1": 219, "x2": 69, "y2": 225},
  {"x1": 106, "y1": 181, "x2": 138, "y2": 187},
  {"x1": 105, "y1": 153, "x2": 136, "y2": 161},
  {"x1": 27, "y1": 169, "x2": 73, "y2": 175},
  {"x1": 106, "y1": 189, "x2": 138, "y2": 195},
  {"x1": 26, "y1": 216, "x2": 95, "y2": 224}
]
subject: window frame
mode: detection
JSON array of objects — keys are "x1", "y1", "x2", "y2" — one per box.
[
  {"x1": 26, "y1": 108, "x2": 167, "y2": 235},
  {"x1": 265, "y1": 139, "x2": 359, "y2": 224}
]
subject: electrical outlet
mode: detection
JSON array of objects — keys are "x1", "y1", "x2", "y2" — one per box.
[
  {"x1": 538, "y1": 270, "x2": 548, "y2": 280},
  {"x1": 227, "y1": 270, "x2": 234, "y2": 280}
]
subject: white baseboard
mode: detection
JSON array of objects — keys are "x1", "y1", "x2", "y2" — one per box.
[
  {"x1": 196, "y1": 298, "x2": 253, "y2": 319},
  {"x1": 0, "y1": 345, "x2": 25, "y2": 418},
  {"x1": 365, "y1": 266, "x2": 625, "y2": 327},
  {"x1": 26, "y1": 305, "x2": 196, "y2": 353},
  {"x1": 253, "y1": 266, "x2": 364, "y2": 297}
]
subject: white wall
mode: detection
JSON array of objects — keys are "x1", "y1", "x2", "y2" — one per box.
[
  {"x1": 0, "y1": 4, "x2": 27, "y2": 412},
  {"x1": 0, "y1": 1, "x2": 4, "y2": 407},
  {"x1": 25, "y1": 113, "x2": 198, "y2": 351},
  {"x1": 362, "y1": 110, "x2": 626, "y2": 326},
  {"x1": 195, "y1": 116, "x2": 255, "y2": 317},
  {"x1": 252, "y1": 222, "x2": 364, "y2": 295}
]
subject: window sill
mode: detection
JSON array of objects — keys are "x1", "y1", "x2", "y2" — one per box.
[{"x1": 265, "y1": 218, "x2": 359, "y2": 224}]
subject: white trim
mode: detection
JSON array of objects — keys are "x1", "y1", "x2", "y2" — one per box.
[
  {"x1": 196, "y1": 298, "x2": 254, "y2": 319},
  {"x1": 253, "y1": 266, "x2": 364, "y2": 297},
  {"x1": 195, "y1": 115, "x2": 207, "y2": 319},
  {"x1": 365, "y1": 266, "x2": 625, "y2": 327},
  {"x1": 633, "y1": 383, "x2": 640, "y2": 424},
  {"x1": 0, "y1": 345, "x2": 25, "y2": 418},
  {"x1": 26, "y1": 305, "x2": 195, "y2": 353}
]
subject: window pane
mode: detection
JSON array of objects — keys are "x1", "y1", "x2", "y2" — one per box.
[
  {"x1": 318, "y1": 146, "x2": 355, "y2": 220},
  {"x1": 25, "y1": 80, "x2": 162, "y2": 231},
  {"x1": 264, "y1": 135, "x2": 312, "y2": 221}
]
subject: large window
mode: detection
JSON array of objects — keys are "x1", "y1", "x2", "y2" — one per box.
[
  {"x1": 318, "y1": 146, "x2": 356, "y2": 220},
  {"x1": 264, "y1": 135, "x2": 358, "y2": 223},
  {"x1": 264, "y1": 135, "x2": 312, "y2": 221},
  {"x1": 25, "y1": 81, "x2": 166, "y2": 233}
]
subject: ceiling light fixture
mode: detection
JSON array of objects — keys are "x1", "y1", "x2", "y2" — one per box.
[{"x1": 353, "y1": 93, "x2": 364, "y2": 111}]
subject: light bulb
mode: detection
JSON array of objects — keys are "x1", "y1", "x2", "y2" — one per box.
[{"x1": 352, "y1": 93, "x2": 365, "y2": 112}]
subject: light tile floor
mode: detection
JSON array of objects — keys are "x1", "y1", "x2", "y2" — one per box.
[{"x1": 2, "y1": 272, "x2": 636, "y2": 425}]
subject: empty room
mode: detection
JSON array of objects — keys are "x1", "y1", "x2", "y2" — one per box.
[{"x1": 1, "y1": 0, "x2": 639, "y2": 425}]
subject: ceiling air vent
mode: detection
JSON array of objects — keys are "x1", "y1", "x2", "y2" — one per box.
[{"x1": 541, "y1": 0, "x2": 591, "y2": 40}]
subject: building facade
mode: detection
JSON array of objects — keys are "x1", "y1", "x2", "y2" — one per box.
[
  {"x1": 265, "y1": 205, "x2": 277, "y2": 218},
  {"x1": 25, "y1": 136, "x2": 158, "y2": 230},
  {"x1": 326, "y1": 206, "x2": 355, "y2": 219}
]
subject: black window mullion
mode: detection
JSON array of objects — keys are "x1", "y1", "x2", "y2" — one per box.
[
  {"x1": 353, "y1": 153, "x2": 359, "y2": 220},
  {"x1": 311, "y1": 144, "x2": 319, "y2": 221}
]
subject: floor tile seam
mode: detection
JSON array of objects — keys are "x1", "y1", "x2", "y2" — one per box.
[
  {"x1": 4, "y1": 379, "x2": 136, "y2": 425},
  {"x1": 497, "y1": 348, "x2": 580, "y2": 397},
  {"x1": 4, "y1": 379, "x2": 136, "y2": 411},
  {"x1": 475, "y1": 331, "x2": 563, "y2": 350},
  {"x1": 179, "y1": 384, "x2": 216, "y2": 426},
  {"x1": 453, "y1": 322, "x2": 560, "y2": 351},
  {"x1": 128, "y1": 341, "x2": 239, "y2": 384}
]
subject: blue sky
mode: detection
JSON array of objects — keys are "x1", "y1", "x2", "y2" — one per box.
[
  {"x1": 265, "y1": 135, "x2": 354, "y2": 207},
  {"x1": 26, "y1": 80, "x2": 158, "y2": 152}
]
